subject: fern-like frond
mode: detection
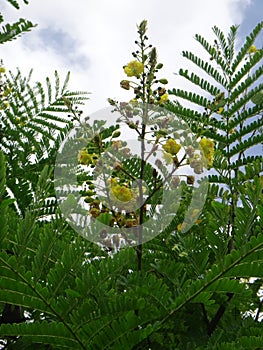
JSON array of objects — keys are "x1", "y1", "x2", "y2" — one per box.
[
  {"x1": 0, "y1": 69, "x2": 89, "y2": 215},
  {"x1": 169, "y1": 88, "x2": 208, "y2": 108},
  {"x1": 228, "y1": 99, "x2": 263, "y2": 130},
  {"x1": 195, "y1": 31, "x2": 231, "y2": 74},
  {"x1": 0, "y1": 18, "x2": 36, "y2": 44},
  {"x1": 164, "y1": 233, "x2": 263, "y2": 316},
  {"x1": 177, "y1": 68, "x2": 221, "y2": 96},
  {"x1": 0, "y1": 321, "x2": 83, "y2": 349},
  {"x1": 229, "y1": 49, "x2": 263, "y2": 91},
  {"x1": 223, "y1": 134, "x2": 263, "y2": 158},
  {"x1": 226, "y1": 83, "x2": 263, "y2": 118},
  {"x1": 212, "y1": 26, "x2": 229, "y2": 61},
  {"x1": 181, "y1": 51, "x2": 228, "y2": 88},
  {"x1": 229, "y1": 155, "x2": 263, "y2": 170},
  {"x1": 228, "y1": 117, "x2": 263, "y2": 144},
  {"x1": 229, "y1": 63, "x2": 263, "y2": 103},
  {"x1": 231, "y1": 21, "x2": 263, "y2": 74},
  {"x1": 227, "y1": 25, "x2": 239, "y2": 64}
]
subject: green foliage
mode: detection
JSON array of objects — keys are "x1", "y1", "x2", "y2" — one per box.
[
  {"x1": 0, "y1": 18, "x2": 36, "y2": 44},
  {"x1": 168, "y1": 21, "x2": 263, "y2": 208},
  {"x1": 3, "y1": 0, "x2": 29, "y2": 10},
  {"x1": 0, "y1": 68, "x2": 89, "y2": 217},
  {"x1": 0, "y1": 17, "x2": 263, "y2": 350},
  {"x1": 0, "y1": 0, "x2": 35, "y2": 45}
]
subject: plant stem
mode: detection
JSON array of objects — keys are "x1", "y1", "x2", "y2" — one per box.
[{"x1": 137, "y1": 118, "x2": 146, "y2": 272}]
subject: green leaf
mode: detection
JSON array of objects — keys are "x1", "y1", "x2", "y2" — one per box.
[{"x1": 96, "y1": 212, "x2": 114, "y2": 226}]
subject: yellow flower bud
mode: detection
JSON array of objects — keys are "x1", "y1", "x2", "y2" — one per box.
[
  {"x1": 247, "y1": 45, "x2": 258, "y2": 54},
  {"x1": 112, "y1": 140, "x2": 123, "y2": 150},
  {"x1": 217, "y1": 107, "x2": 224, "y2": 114},
  {"x1": 89, "y1": 208, "x2": 101, "y2": 218}
]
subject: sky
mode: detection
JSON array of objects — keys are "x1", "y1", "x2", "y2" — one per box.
[{"x1": 1, "y1": 0, "x2": 262, "y2": 115}]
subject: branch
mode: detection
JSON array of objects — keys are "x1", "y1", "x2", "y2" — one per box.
[
  {"x1": 254, "y1": 300, "x2": 263, "y2": 322},
  {"x1": 207, "y1": 292, "x2": 234, "y2": 336}
]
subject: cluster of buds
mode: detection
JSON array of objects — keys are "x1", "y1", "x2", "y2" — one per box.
[
  {"x1": 119, "y1": 20, "x2": 169, "y2": 106},
  {"x1": 83, "y1": 180, "x2": 140, "y2": 250}
]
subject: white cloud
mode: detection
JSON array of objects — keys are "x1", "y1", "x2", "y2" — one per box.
[{"x1": 2, "y1": 0, "x2": 253, "y2": 113}]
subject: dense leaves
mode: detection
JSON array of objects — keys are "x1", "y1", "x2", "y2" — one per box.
[{"x1": 0, "y1": 11, "x2": 262, "y2": 350}]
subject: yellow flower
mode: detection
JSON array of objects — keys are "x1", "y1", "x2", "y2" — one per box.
[
  {"x1": 199, "y1": 137, "x2": 215, "y2": 167},
  {"x1": 247, "y1": 45, "x2": 258, "y2": 54},
  {"x1": 0, "y1": 67, "x2": 6, "y2": 73},
  {"x1": 124, "y1": 60, "x2": 144, "y2": 77},
  {"x1": 217, "y1": 107, "x2": 224, "y2": 114},
  {"x1": 109, "y1": 177, "x2": 118, "y2": 185},
  {"x1": 162, "y1": 138, "x2": 181, "y2": 155},
  {"x1": 111, "y1": 184, "x2": 133, "y2": 202},
  {"x1": 78, "y1": 150, "x2": 97, "y2": 166},
  {"x1": 159, "y1": 93, "x2": 168, "y2": 103}
]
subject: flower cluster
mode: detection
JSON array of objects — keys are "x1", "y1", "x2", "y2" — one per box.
[
  {"x1": 75, "y1": 20, "x2": 217, "y2": 250},
  {"x1": 162, "y1": 138, "x2": 182, "y2": 165},
  {"x1": 199, "y1": 137, "x2": 215, "y2": 167},
  {"x1": 118, "y1": 20, "x2": 169, "y2": 106}
]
